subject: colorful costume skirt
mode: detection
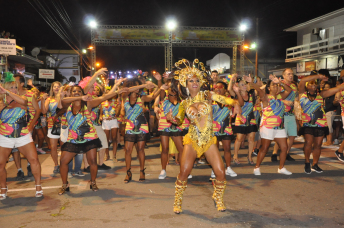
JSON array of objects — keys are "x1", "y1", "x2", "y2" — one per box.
[{"x1": 61, "y1": 138, "x2": 102, "y2": 153}]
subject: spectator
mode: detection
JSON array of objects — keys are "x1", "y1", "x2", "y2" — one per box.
[{"x1": 323, "y1": 82, "x2": 336, "y2": 146}]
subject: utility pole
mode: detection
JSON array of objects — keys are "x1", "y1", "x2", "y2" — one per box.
[
  {"x1": 255, "y1": 18, "x2": 259, "y2": 77},
  {"x1": 78, "y1": 29, "x2": 83, "y2": 79}
]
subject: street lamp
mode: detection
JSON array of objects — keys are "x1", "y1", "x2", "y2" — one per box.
[
  {"x1": 82, "y1": 49, "x2": 87, "y2": 54},
  {"x1": 96, "y1": 62, "x2": 100, "y2": 67},
  {"x1": 243, "y1": 42, "x2": 258, "y2": 76}
]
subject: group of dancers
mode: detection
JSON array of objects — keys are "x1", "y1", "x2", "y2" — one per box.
[{"x1": 0, "y1": 58, "x2": 343, "y2": 214}]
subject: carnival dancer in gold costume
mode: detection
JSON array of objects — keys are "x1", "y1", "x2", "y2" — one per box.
[{"x1": 166, "y1": 59, "x2": 240, "y2": 214}]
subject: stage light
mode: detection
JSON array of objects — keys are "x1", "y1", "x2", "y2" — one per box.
[
  {"x1": 89, "y1": 20, "x2": 97, "y2": 28},
  {"x1": 239, "y1": 24, "x2": 247, "y2": 31},
  {"x1": 166, "y1": 20, "x2": 177, "y2": 31}
]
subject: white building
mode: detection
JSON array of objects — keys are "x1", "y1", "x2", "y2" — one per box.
[
  {"x1": 206, "y1": 53, "x2": 285, "y2": 79},
  {"x1": 284, "y1": 8, "x2": 344, "y2": 77},
  {"x1": 42, "y1": 49, "x2": 81, "y2": 84}
]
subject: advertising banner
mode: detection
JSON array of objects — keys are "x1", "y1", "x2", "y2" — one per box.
[
  {"x1": 94, "y1": 28, "x2": 242, "y2": 42},
  {"x1": 0, "y1": 39, "x2": 16, "y2": 55},
  {"x1": 39, "y1": 69, "x2": 55, "y2": 79}
]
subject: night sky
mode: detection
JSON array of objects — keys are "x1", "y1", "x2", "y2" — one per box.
[{"x1": 2, "y1": 0, "x2": 344, "y2": 74}]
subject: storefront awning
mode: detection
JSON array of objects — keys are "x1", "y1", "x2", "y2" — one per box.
[{"x1": 8, "y1": 54, "x2": 43, "y2": 65}]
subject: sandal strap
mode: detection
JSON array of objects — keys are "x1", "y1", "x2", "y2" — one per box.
[
  {"x1": 140, "y1": 168, "x2": 146, "y2": 173},
  {"x1": 212, "y1": 179, "x2": 227, "y2": 211}
]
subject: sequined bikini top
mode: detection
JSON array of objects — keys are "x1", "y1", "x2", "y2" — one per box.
[{"x1": 184, "y1": 91, "x2": 214, "y2": 147}]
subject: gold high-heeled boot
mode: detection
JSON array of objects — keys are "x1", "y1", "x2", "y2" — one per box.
[
  {"x1": 173, "y1": 177, "x2": 187, "y2": 214},
  {"x1": 212, "y1": 179, "x2": 227, "y2": 211}
]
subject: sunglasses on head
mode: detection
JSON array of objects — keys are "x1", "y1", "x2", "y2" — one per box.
[{"x1": 168, "y1": 94, "x2": 177, "y2": 97}]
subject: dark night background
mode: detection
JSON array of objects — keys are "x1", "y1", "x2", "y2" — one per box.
[{"x1": 2, "y1": 0, "x2": 344, "y2": 74}]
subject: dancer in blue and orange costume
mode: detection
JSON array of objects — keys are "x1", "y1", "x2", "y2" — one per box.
[
  {"x1": 298, "y1": 73, "x2": 344, "y2": 174},
  {"x1": 58, "y1": 84, "x2": 128, "y2": 194},
  {"x1": 250, "y1": 75, "x2": 293, "y2": 175},
  {"x1": 79, "y1": 69, "x2": 123, "y2": 170},
  {"x1": 157, "y1": 77, "x2": 185, "y2": 179},
  {"x1": 166, "y1": 59, "x2": 241, "y2": 214},
  {"x1": 228, "y1": 74, "x2": 258, "y2": 165},
  {"x1": 120, "y1": 78, "x2": 168, "y2": 183},
  {"x1": 101, "y1": 85, "x2": 121, "y2": 162},
  {"x1": 210, "y1": 80, "x2": 237, "y2": 178},
  {"x1": 0, "y1": 73, "x2": 43, "y2": 200},
  {"x1": 41, "y1": 81, "x2": 62, "y2": 175}
]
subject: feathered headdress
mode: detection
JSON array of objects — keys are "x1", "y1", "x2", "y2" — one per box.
[
  {"x1": 3, "y1": 72, "x2": 15, "y2": 83},
  {"x1": 173, "y1": 59, "x2": 208, "y2": 87}
]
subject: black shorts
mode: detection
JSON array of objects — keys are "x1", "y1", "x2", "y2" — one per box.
[
  {"x1": 216, "y1": 134, "x2": 235, "y2": 141},
  {"x1": 124, "y1": 133, "x2": 150, "y2": 143},
  {"x1": 299, "y1": 127, "x2": 329, "y2": 137},
  {"x1": 233, "y1": 125, "x2": 258, "y2": 134},
  {"x1": 61, "y1": 138, "x2": 102, "y2": 154}
]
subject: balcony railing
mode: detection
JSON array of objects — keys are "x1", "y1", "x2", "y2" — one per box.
[{"x1": 286, "y1": 35, "x2": 344, "y2": 61}]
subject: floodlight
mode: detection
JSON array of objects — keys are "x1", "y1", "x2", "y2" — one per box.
[
  {"x1": 166, "y1": 20, "x2": 177, "y2": 31},
  {"x1": 239, "y1": 24, "x2": 247, "y2": 31},
  {"x1": 89, "y1": 20, "x2": 97, "y2": 28}
]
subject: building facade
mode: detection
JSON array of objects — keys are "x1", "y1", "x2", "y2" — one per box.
[
  {"x1": 284, "y1": 8, "x2": 344, "y2": 77},
  {"x1": 42, "y1": 49, "x2": 81, "y2": 84}
]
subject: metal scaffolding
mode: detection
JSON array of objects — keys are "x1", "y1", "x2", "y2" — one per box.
[
  {"x1": 232, "y1": 45, "x2": 237, "y2": 74},
  {"x1": 90, "y1": 25, "x2": 244, "y2": 74},
  {"x1": 240, "y1": 44, "x2": 245, "y2": 75},
  {"x1": 91, "y1": 29, "x2": 96, "y2": 75}
]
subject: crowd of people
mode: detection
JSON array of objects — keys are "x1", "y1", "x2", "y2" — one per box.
[{"x1": 0, "y1": 59, "x2": 344, "y2": 214}]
